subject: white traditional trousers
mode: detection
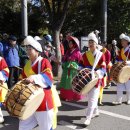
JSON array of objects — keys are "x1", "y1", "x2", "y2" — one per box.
[
  {"x1": 19, "y1": 109, "x2": 53, "y2": 130},
  {"x1": 0, "y1": 107, "x2": 3, "y2": 119},
  {"x1": 116, "y1": 80, "x2": 130, "y2": 102},
  {"x1": 86, "y1": 86, "x2": 100, "y2": 119}
]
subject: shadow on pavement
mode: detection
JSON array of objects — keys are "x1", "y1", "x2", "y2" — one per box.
[
  {"x1": 59, "y1": 103, "x2": 85, "y2": 111},
  {"x1": 0, "y1": 116, "x2": 18, "y2": 130},
  {"x1": 103, "y1": 90, "x2": 126, "y2": 95},
  {"x1": 58, "y1": 115, "x2": 87, "y2": 129},
  {"x1": 103, "y1": 90, "x2": 117, "y2": 94}
]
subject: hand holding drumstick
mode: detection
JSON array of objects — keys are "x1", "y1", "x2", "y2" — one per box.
[
  {"x1": 24, "y1": 76, "x2": 41, "y2": 89},
  {"x1": 25, "y1": 76, "x2": 35, "y2": 84}
]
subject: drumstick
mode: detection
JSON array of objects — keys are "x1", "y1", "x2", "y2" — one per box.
[
  {"x1": 0, "y1": 84, "x2": 10, "y2": 91},
  {"x1": 14, "y1": 66, "x2": 23, "y2": 70}
]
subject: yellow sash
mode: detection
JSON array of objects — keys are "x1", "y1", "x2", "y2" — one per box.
[
  {"x1": 121, "y1": 48, "x2": 127, "y2": 61},
  {"x1": 24, "y1": 60, "x2": 36, "y2": 77},
  {"x1": 0, "y1": 83, "x2": 8, "y2": 102},
  {"x1": 86, "y1": 51, "x2": 95, "y2": 66}
]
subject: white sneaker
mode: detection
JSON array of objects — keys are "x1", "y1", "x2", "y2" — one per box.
[
  {"x1": 112, "y1": 101, "x2": 122, "y2": 105},
  {"x1": 127, "y1": 100, "x2": 130, "y2": 105},
  {"x1": 0, "y1": 117, "x2": 4, "y2": 123},
  {"x1": 84, "y1": 119, "x2": 91, "y2": 126},
  {"x1": 92, "y1": 111, "x2": 100, "y2": 118}
]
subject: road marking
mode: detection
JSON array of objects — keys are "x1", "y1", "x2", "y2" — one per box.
[
  {"x1": 59, "y1": 120, "x2": 88, "y2": 130},
  {"x1": 62, "y1": 101, "x2": 130, "y2": 121}
]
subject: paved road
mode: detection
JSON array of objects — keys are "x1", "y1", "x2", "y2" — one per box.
[{"x1": 0, "y1": 86, "x2": 130, "y2": 130}]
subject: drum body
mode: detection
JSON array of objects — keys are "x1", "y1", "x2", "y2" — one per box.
[
  {"x1": 6, "y1": 80, "x2": 44, "y2": 120},
  {"x1": 110, "y1": 62, "x2": 130, "y2": 83},
  {"x1": 72, "y1": 68, "x2": 98, "y2": 95}
]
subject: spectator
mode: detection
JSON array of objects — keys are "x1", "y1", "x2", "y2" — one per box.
[
  {"x1": 111, "y1": 40, "x2": 119, "y2": 64},
  {"x1": 3, "y1": 35, "x2": 20, "y2": 89},
  {"x1": 1, "y1": 33, "x2": 8, "y2": 45},
  {"x1": 62, "y1": 33, "x2": 71, "y2": 54},
  {"x1": 0, "y1": 42, "x2": 3, "y2": 56},
  {"x1": 18, "y1": 36, "x2": 29, "y2": 68},
  {"x1": 59, "y1": 33, "x2": 64, "y2": 56}
]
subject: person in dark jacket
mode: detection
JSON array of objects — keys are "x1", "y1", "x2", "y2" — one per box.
[
  {"x1": 3, "y1": 35, "x2": 20, "y2": 89},
  {"x1": 18, "y1": 36, "x2": 28, "y2": 68}
]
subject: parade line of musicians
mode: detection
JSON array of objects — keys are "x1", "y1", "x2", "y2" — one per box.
[{"x1": 0, "y1": 31, "x2": 130, "y2": 130}]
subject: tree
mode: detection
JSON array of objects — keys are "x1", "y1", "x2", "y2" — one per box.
[
  {"x1": 39, "y1": 0, "x2": 74, "y2": 76},
  {"x1": 0, "y1": 0, "x2": 21, "y2": 35},
  {"x1": 62, "y1": 0, "x2": 130, "y2": 44},
  {"x1": 62, "y1": 0, "x2": 101, "y2": 36},
  {"x1": 0, "y1": 0, "x2": 48, "y2": 36},
  {"x1": 107, "y1": 0, "x2": 130, "y2": 43}
]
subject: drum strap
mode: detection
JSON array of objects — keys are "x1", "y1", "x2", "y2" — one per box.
[
  {"x1": 91, "y1": 50, "x2": 102, "y2": 79},
  {"x1": 126, "y1": 48, "x2": 130, "y2": 61},
  {"x1": 38, "y1": 56, "x2": 43, "y2": 74},
  {"x1": 121, "y1": 46, "x2": 130, "y2": 61}
]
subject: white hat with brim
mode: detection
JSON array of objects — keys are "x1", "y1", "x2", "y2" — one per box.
[
  {"x1": 34, "y1": 36, "x2": 42, "y2": 41},
  {"x1": 24, "y1": 36, "x2": 42, "y2": 52},
  {"x1": 119, "y1": 33, "x2": 130, "y2": 42},
  {"x1": 112, "y1": 40, "x2": 117, "y2": 45},
  {"x1": 95, "y1": 30, "x2": 100, "y2": 34},
  {"x1": 88, "y1": 33, "x2": 98, "y2": 44},
  {"x1": 122, "y1": 36, "x2": 130, "y2": 42},
  {"x1": 34, "y1": 36, "x2": 44, "y2": 45},
  {"x1": 119, "y1": 33, "x2": 126, "y2": 39}
]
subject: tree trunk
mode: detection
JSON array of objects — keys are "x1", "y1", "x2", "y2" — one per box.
[{"x1": 52, "y1": 29, "x2": 62, "y2": 78}]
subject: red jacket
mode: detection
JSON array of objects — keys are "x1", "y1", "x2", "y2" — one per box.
[{"x1": 20, "y1": 57, "x2": 54, "y2": 111}]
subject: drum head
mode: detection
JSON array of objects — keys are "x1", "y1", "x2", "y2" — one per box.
[
  {"x1": 118, "y1": 66, "x2": 130, "y2": 83},
  {"x1": 80, "y1": 78, "x2": 98, "y2": 95}
]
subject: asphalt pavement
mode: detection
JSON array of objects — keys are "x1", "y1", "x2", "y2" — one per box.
[{"x1": 0, "y1": 85, "x2": 130, "y2": 130}]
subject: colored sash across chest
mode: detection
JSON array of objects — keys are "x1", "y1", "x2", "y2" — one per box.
[
  {"x1": 121, "y1": 48, "x2": 127, "y2": 61},
  {"x1": 86, "y1": 51, "x2": 95, "y2": 66},
  {"x1": 24, "y1": 60, "x2": 36, "y2": 77}
]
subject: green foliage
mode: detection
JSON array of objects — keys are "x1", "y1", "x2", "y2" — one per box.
[
  {"x1": 62, "y1": 0, "x2": 130, "y2": 42},
  {"x1": 28, "y1": 4, "x2": 48, "y2": 36},
  {"x1": 108, "y1": 0, "x2": 130, "y2": 41},
  {"x1": 62, "y1": 0, "x2": 101, "y2": 36},
  {"x1": 0, "y1": 0, "x2": 21, "y2": 35},
  {"x1": 0, "y1": 0, "x2": 47, "y2": 36},
  {"x1": 0, "y1": 0, "x2": 130, "y2": 42}
]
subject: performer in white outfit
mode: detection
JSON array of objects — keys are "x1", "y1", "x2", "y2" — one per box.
[
  {"x1": 19, "y1": 36, "x2": 54, "y2": 130},
  {"x1": 81, "y1": 33, "x2": 106, "y2": 125},
  {"x1": 113, "y1": 33, "x2": 130, "y2": 105},
  {"x1": 0, "y1": 56, "x2": 9, "y2": 123}
]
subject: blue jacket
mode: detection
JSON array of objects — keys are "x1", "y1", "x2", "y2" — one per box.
[
  {"x1": 3, "y1": 43, "x2": 20, "y2": 67},
  {"x1": 0, "y1": 42, "x2": 3, "y2": 53}
]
